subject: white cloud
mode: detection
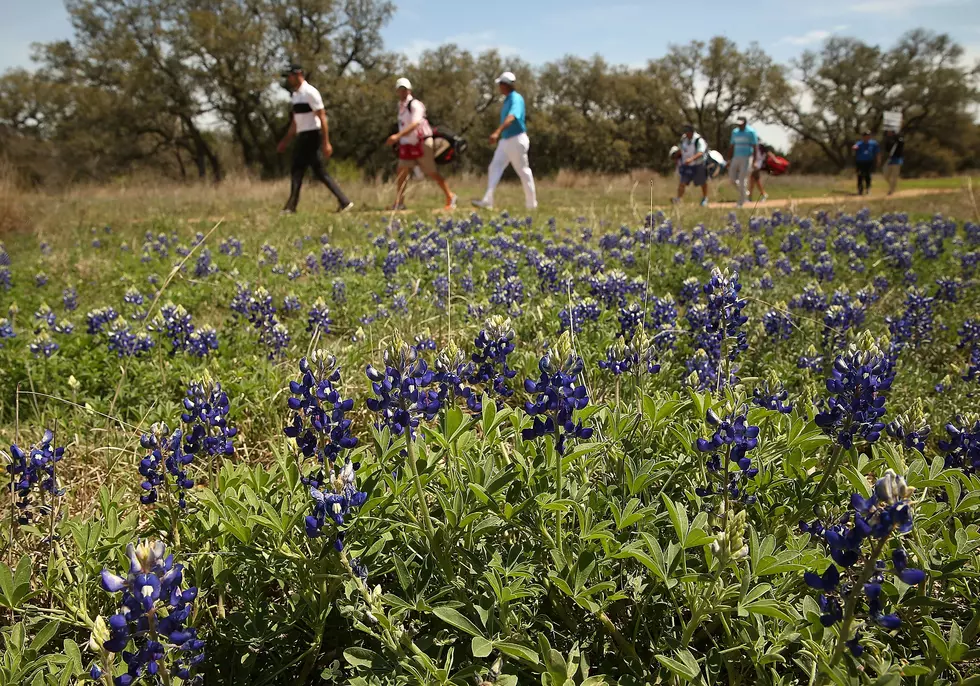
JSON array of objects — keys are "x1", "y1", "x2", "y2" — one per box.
[
  {"x1": 778, "y1": 25, "x2": 849, "y2": 46},
  {"x1": 398, "y1": 31, "x2": 522, "y2": 64},
  {"x1": 850, "y1": 0, "x2": 962, "y2": 14}
]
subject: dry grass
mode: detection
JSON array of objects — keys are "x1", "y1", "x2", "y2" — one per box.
[{"x1": 0, "y1": 162, "x2": 31, "y2": 236}]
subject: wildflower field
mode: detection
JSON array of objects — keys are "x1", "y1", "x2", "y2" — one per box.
[{"x1": 1, "y1": 180, "x2": 980, "y2": 686}]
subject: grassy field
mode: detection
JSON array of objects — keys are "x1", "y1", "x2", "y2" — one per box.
[{"x1": 1, "y1": 172, "x2": 979, "y2": 685}]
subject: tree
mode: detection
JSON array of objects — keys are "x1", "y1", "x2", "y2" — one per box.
[{"x1": 655, "y1": 37, "x2": 783, "y2": 151}]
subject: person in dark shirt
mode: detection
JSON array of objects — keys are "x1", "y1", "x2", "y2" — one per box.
[
  {"x1": 883, "y1": 130, "x2": 905, "y2": 196},
  {"x1": 852, "y1": 130, "x2": 880, "y2": 196}
]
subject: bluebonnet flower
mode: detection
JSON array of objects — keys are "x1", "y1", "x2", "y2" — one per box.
[
  {"x1": 86, "y1": 307, "x2": 120, "y2": 335},
  {"x1": 522, "y1": 333, "x2": 594, "y2": 455},
  {"x1": 193, "y1": 249, "x2": 218, "y2": 278},
  {"x1": 138, "y1": 423, "x2": 194, "y2": 509},
  {"x1": 307, "y1": 297, "x2": 333, "y2": 335},
  {"x1": 149, "y1": 304, "x2": 201, "y2": 356},
  {"x1": 331, "y1": 279, "x2": 347, "y2": 305},
  {"x1": 678, "y1": 277, "x2": 701, "y2": 305},
  {"x1": 258, "y1": 243, "x2": 279, "y2": 268},
  {"x1": 558, "y1": 299, "x2": 602, "y2": 333},
  {"x1": 762, "y1": 306, "x2": 793, "y2": 340},
  {"x1": 934, "y1": 277, "x2": 964, "y2": 303},
  {"x1": 413, "y1": 332, "x2": 437, "y2": 352},
  {"x1": 366, "y1": 340, "x2": 441, "y2": 438},
  {"x1": 0, "y1": 267, "x2": 10, "y2": 290},
  {"x1": 320, "y1": 246, "x2": 346, "y2": 274},
  {"x1": 789, "y1": 282, "x2": 827, "y2": 313},
  {"x1": 797, "y1": 345, "x2": 824, "y2": 372},
  {"x1": 753, "y1": 376, "x2": 793, "y2": 414},
  {"x1": 886, "y1": 401, "x2": 930, "y2": 454},
  {"x1": 285, "y1": 353, "x2": 358, "y2": 489},
  {"x1": 685, "y1": 268, "x2": 747, "y2": 390},
  {"x1": 801, "y1": 471, "x2": 923, "y2": 655},
  {"x1": 645, "y1": 295, "x2": 679, "y2": 351},
  {"x1": 282, "y1": 294, "x2": 302, "y2": 314},
  {"x1": 181, "y1": 380, "x2": 237, "y2": 473},
  {"x1": 187, "y1": 327, "x2": 218, "y2": 358},
  {"x1": 694, "y1": 408, "x2": 759, "y2": 504},
  {"x1": 0, "y1": 318, "x2": 13, "y2": 347},
  {"x1": 958, "y1": 319, "x2": 980, "y2": 383},
  {"x1": 29, "y1": 333, "x2": 59, "y2": 358},
  {"x1": 62, "y1": 287, "x2": 78, "y2": 312},
  {"x1": 35, "y1": 271, "x2": 48, "y2": 287},
  {"x1": 938, "y1": 416, "x2": 980, "y2": 476},
  {"x1": 822, "y1": 300, "x2": 866, "y2": 353},
  {"x1": 5, "y1": 429, "x2": 65, "y2": 524},
  {"x1": 887, "y1": 287, "x2": 935, "y2": 350},
  {"x1": 287, "y1": 265, "x2": 302, "y2": 281},
  {"x1": 34, "y1": 303, "x2": 57, "y2": 330},
  {"x1": 219, "y1": 236, "x2": 242, "y2": 256},
  {"x1": 814, "y1": 338, "x2": 895, "y2": 449},
  {"x1": 107, "y1": 322, "x2": 155, "y2": 358},
  {"x1": 99, "y1": 540, "x2": 205, "y2": 684}
]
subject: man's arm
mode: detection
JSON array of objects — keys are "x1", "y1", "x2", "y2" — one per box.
[
  {"x1": 317, "y1": 110, "x2": 332, "y2": 158},
  {"x1": 490, "y1": 114, "x2": 516, "y2": 145},
  {"x1": 276, "y1": 116, "x2": 297, "y2": 153},
  {"x1": 685, "y1": 140, "x2": 706, "y2": 164}
]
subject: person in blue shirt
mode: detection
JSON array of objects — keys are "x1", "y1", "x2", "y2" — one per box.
[
  {"x1": 852, "y1": 130, "x2": 881, "y2": 195},
  {"x1": 472, "y1": 71, "x2": 537, "y2": 210},
  {"x1": 727, "y1": 116, "x2": 758, "y2": 207}
]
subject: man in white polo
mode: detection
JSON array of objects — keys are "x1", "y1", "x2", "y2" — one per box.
[
  {"x1": 276, "y1": 64, "x2": 354, "y2": 214},
  {"x1": 472, "y1": 71, "x2": 537, "y2": 211}
]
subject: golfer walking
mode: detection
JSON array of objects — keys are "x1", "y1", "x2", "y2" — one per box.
[
  {"x1": 882, "y1": 130, "x2": 905, "y2": 196},
  {"x1": 472, "y1": 72, "x2": 537, "y2": 211},
  {"x1": 384, "y1": 78, "x2": 457, "y2": 211},
  {"x1": 277, "y1": 64, "x2": 354, "y2": 214},
  {"x1": 728, "y1": 116, "x2": 758, "y2": 207},
  {"x1": 852, "y1": 130, "x2": 880, "y2": 196},
  {"x1": 672, "y1": 124, "x2": 710, "y2": 207}
]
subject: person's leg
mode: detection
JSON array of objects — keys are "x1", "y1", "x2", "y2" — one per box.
[
  {"x1": 865, "y1": 164, "x2": 873, "y2": 193},
  {"x1": 419, "y1": 141, "x2": 454, "y2": 206},
  {"x1": 748, "y1": 170, "x2": 759, "y2": 200},
  {"x1": 309, "y1": 136, "x2": 352, "y2": 208},
  {"x1": 735, "y1": 157, "x2": 749, "y2": 205},
  {"x1": 886, "y1": 164, "x2": 899, "y2": 194},
  {"x1": 480, "y1": 142, "x2": 510, "y2": 205},
  {"x1": 393, "y1": 165, "x2": 412, "y2": 207},
  {"x1": 756, "y1": 169, "x2": 767, "y2": 199},
  {"x1": 505, "y1": 134, "x2": 537, "y2": 209},
  {"x1": 856, "y1": 164, "x2": 865, "y2": 195},
  {"x1": 284, "y1": 134, "x2": 314, "y2": 212}
]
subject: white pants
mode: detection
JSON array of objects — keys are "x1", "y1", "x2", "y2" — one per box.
[
  {"x1": 481, "y1": 133, "x2": 537, "y2": 209},
  {"x1": 729, "y1": 156, "x2": 750, "y2": 205}
]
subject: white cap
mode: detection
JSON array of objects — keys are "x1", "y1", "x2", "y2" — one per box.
[
  {"x1": 395, "y1": 77, "x2": 412, "y2": 90},
  {"x1": 496, "y1": 71, "x2": 516, "y2": 85}
]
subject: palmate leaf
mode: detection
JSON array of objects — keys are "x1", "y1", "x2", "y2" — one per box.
[{"x1": 432, "y1": 606, "x2": 485, "y2": 638}]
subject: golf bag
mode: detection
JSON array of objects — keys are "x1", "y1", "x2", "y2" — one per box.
[
  {"x1": 705, "y1": 149, "x2": 727, "y2": 179},
  {"x1": 766, "y1": 153, "x2": 790, "y2": 175},
  {"x1": 431, "y1": 125, "x2": 467, "y2": 165}
]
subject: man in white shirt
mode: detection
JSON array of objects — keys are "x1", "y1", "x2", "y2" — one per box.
[
  {"x1": 384, "y1": 78, "x2": 457, "y2": 211},
  {"x1": 672, "y1": 124, "x2": 710, "y2": 207},
  {"x1": 276, "y1": 64, "x2": 354, "y2": 214}
]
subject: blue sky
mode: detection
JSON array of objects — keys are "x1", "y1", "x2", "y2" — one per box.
[{"x1": 2, "y1": 0, "x2": 978, "y2": 147}]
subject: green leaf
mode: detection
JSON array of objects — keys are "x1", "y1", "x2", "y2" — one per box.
[
  {"x1": 471, "y1": 636, "x2": 493, "y2": 658},
  {"x1": 63, "y1": 639, "x2": 82, "y2": 674},
  {"x1": 432, "y1": 606, "x2": 485, "y2": 638},
  {"x1": 496, "y1": 641, "x2": 541, "y2": 666},
  {"x1": 656, "y1": 651, "x2": 700, "y2": 681},
  {"x1": 0, "y1": 561, "x2": 13, "y2": 606},
  {"x1": 344, "y1": 647, "x2": 386, "y2": 670},
  {"x1": 745, "y1": 600, "x2": 796, "y2": 623},
  {"x1": 29, "y1": 621, "x2": 59, "y2": 652}
]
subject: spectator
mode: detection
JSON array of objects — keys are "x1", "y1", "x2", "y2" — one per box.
[
  {"x1": 727, "y1": 116, "x2": 758, "y2": 207},
  {"x1": 883, "y1": 129, "x2": 905, "y2": 196},
  {"x1": 748, "y1": 142, "x2": 769, "y2": 203},
  {"x1": 384, "y1": 78, "x2": 457, "y2": 212},
  {"x1": 276, "y1": 64, "x2": 354, "y2": 215},
  {"x1": 672, "y1": 124, "x2": 710, "y2": 207},
  {"x1": 852, "y1": 130, "x2": 880, "y2": 196},
  {"x1": 472, "y1": 71, "x2": 537, "y2": 210}
]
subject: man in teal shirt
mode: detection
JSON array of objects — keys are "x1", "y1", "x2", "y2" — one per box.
[
  {"x1": 727, "y1": 116, "x2": 758, "y2": 207},
  {"x1": 472, "y1": 71, "x2": 537, "y2": 210}
]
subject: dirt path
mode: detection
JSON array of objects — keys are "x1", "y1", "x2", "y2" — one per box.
[
  {"x1": 170, "y1": 187, "x2": 965, "y2": 224},
  {"x1": 684, "y1": 187, "x2": 961, "y2": 211}
]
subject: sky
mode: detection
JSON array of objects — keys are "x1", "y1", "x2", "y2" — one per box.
[{"x1": 2, "y1": 0, "x2": 979, "y2": 149}]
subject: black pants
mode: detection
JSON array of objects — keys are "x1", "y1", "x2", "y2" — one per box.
[
  {"x1": 284, "y1": 130, "x2": 350, "y2": 211},
  {"x1": 856, "y1": 161, "x2": 874, "y2": 195}
]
